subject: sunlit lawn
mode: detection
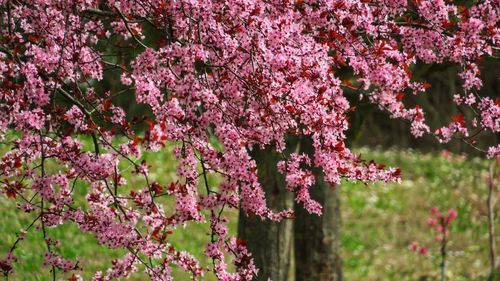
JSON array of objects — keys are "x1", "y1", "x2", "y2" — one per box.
[
  {"x1": 0, "y1": 144, "x2": 497, "y2": 280},
  {"x1": 341, "y1": 148, "x2": 495, "y2": 281}
]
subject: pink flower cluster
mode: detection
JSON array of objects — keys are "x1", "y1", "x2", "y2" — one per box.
[
  {"x1": 409, "y1": 207, "x2": 458, "y2": 256},
  {"x1": 43, "y1": 252, "x2": 80, "y2": 272},
  {"x1": 409, "y1": 241, "x2": 428, "y2": 255},
  {"x1": 427, "y1": 207, "x2": 458, "y2": 241},
  {"x1": 278, "y1": 153, "x2": 321, "y2": 214}
]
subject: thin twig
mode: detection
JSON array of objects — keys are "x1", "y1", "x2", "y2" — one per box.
[{"x1": 487, "y1": 162, "x2": 497, "y2": 281}]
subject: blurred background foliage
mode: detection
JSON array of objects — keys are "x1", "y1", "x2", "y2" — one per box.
[{"x1": 348, "y1": 58, "x2": 500, "y2": 154}]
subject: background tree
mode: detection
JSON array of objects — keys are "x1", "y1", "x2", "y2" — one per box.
[{"x1": 238, "y1": 148, "x2": 294, "y2": 281}]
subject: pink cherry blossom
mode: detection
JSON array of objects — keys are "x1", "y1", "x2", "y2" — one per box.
[{"x1": 0, "y1": 0, "x2": 497, "y2": 279}]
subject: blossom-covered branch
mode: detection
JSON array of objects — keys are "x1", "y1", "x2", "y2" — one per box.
[{"x1": 0, "y1": 0, "x2": 498, "y2": 280}]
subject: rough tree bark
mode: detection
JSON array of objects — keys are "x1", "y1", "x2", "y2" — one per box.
[
  {"x1": 238, "y1": 148, "x2": 294, "y2": 281},
  {"x1": 294, "y1": 138, "x2": 342, "y2": 281}
]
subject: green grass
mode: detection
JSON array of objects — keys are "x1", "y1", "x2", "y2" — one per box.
[
  {"x1": 0, "y1": 145, "x2": 497, "y2": 280},
  {"x1": 341, "y1": 148, "x2": 496, "y2": 281}
]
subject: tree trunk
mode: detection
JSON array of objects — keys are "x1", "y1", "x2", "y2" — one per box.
[
  {"x1": 238, "y1": 148, "x2": 293, "y2": 281},
  {"x1": 294, "y1": 139, "x2": 342, "y2": 281}
]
